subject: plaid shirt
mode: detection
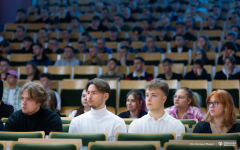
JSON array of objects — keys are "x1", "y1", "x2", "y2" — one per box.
[
  {"x1": 2, "y1": 86, "x2": 22, "y2": 111},
  {"x1": 165, "y1": 105, "x2": 205, "y2": 122}
]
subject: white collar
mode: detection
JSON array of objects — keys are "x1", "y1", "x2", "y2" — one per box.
[
  {"x1": 146, "y1": 110, "x2": 169, "y2": 121},
  {"x1": 90, "y1": 105, "x2": 108, "y2": 117},
  {"x1": 133, "y1": 70, "x2": 145, "y2": 77}
]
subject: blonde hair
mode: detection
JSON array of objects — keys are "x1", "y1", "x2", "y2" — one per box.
[
  {"x1": 146, "y1": 78, "x2": 169, "y2": 96},
  {"x1": 178, "y1": 87, "x2": 201, "y2": 107}
]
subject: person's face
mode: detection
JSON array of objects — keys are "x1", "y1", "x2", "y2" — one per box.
[
  {"x1": 123, "y1": 41, "x2": 130, "y2": 47},
  {"x1": 78, "y1": 43, "x2": 85, "y2": 53},
  {"x1": 0, "y1": 61, "x2": 9, "y2": 73},
  {"x1": 123, "y1": 8, "x2": 130, "y2": 16},
  {"x1": 26, "y1": 64, "x2": 35, "y2": 75},
  {"x1": 102, "y1": 10, "x2": 108, "y2": 18},
  {"x1": 174, "y1": 89, "x2": 190, "y2": 109},
  {"x1": 142, "y1": 20, "x2": 149, "y2": 29},
  {"x1": 158, "y1": 30, "x2": 165, "y2": 37},
  {"x1": 16, "y1": 27, "x2": 24, "y2": 38},
  {"x1": 48, "y1": 40, "x2": 57, "y2": 50},
  {"x1": 71, "y1": 3, "x2": 78, "y2": 11},
  {"x1": 196, "y1": 51, "x2": 203, "y2": 59},
  {"x1": 208, "y1": 17, "x2": 215, "y2": 26},
  {"x1": 172, "y1": 2, "x2": 180, "y2": 11},
  {"x1": 23, "y1": 40, "x2": 32, "y2": 48},
  {"x1": 193, "y1": 64, "x2": 201, "y2": 74},
  {"x1": 18, "y1": 12, "x2": 25, "y2": 20},
  {"x1": 232, "y1": 14, "x2": 239, "y2": 24},
  {"x1": 198, "y1": 37, "x2": 206, "y2": 47},
  {"x1": 111, "y1": 2, "x2": 116, "y2": 11},
  {"x1": 129, "y1": 0, "x2": 136, "y2": 7},
  {"x1": 7, "y1": 75, "x2": 17, "y2": 85},
  {"x1": 231, "y1": 27, "x2": 239, "y2": 36},
  {"x1": 80, "y1": 35, "x2": 88, "y2": 42},
  {"x1": 226, "y1": 35, "x2": 235, "y2": 42},
  {"x1": 87, "y1": 84, "x2": 108, "y2": 110},
  {"x1": 213, "y1": 7, "x2": 220, "y2": 16},
  {"x1": 176, "y1": 24, "x2": 185, "y2": 34},
  {"x1": 143, "y1": 8, "x2": 148, "y2": 16},
  {"x1": 224, "y1": 58, "x2": 235, "y2": 69},
  {"x1": 162, "y1": 62, "x2": 172, "y2": 73},
  {"x1": 40, "y1": 77, "x2": 50, "y2": 89},
  {"x1": 41, "y1": 9, "x2": 48, "y2": 18},
  {"x1": 71, "y1": 19, "x2": 78, "y2": 28},
  {"x1": 59, "y1": 7, "x2": 66, "y2": 15},
  {"x1": 39, "y1": 29, "x2": 47, "y2": 38},
  {"x1": 33, "y1": 45, "x2": 42, "y2": 56},
  {"x1": 126, "y1": 94, "x2": 137, "y2": 112},
  {"x1": 185, "y1": 18, "x2": 193, "y2": 28},
  {"x1": 190, "y1": 6, "x2": 196, "y2": 15},
  {"x1": 146, "y1": 37, "x2": 154, "y2": 48},
  {"x1": 223, "y1": 47, "x2": 234, "y2": 56},
  {"x1": 0, "y1": 46, "x2": 9, "y2": 54},
  {"x1": 134, "y1": 59, "x2": 143, "y2": 71},
  {"x1": 119, "y1": 48, "x2": 127, "y2": 57},
  {"x1": 92, "y1": 19, "x2": 100, "y2": 28},
  {"x1": 107, "y1": 60, "x2": 117, "y2": 71},
  {"x1": 89, "y1": 48, "x2": 97, "y2": 58},
  {"x1": 114, "y1": 16, "x2": 122, "y2": 26},
  {"x1": 96, "y1": 39, "x2": 104, "y2": 50},
  {"x1": 21, "y1": 91, "x2": 41, "y2": 115},
  {"x1": 49, "y1": 24, "x2": 57, "y2": 30},
  {"x1": 236, "y1": 0, "x2": 240, "y2": 5},
  {"x1": 88, "y1": 5, "x2": 95, "y2": 12},
  {"x1": 133, "y1": 30, "x2": 139, "y2": 37},
  {"x1": 52, "y1": 5, "x2": 59, "y2": 12},
  {"x1": 161, "y1": 14, "x2": 169, "y2": 24},
  {"x1": 64, "y1": 47, "x2": 73, "y2": 59},
  {"x1": 109, "y1": 31, "x2": 117, "y2": 38},
  {"x1": 175, "y1": 36, "x2": 184, "y2": 46},
  {"x1": 62, "y1": 30, "x2": 69, "y2": 39},
  {"x1": 208, "y1": 96, "x2": 225, "y2": 118},
  {"x1": 33, "y1": 6, "x2": 38, "y2": 14},
  {"x1": 81, "y1": 90, "x2": 88, "y2": 107},
  {"x1": 145, "y1": 88, "x2": 166, "y2": 111}
]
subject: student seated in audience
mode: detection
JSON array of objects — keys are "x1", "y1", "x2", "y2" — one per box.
[
  {"x1": 164, "y1": 5, "x2": 182, "y2": 22},
  {"x1": 141, "y1": 8, "x2": 158, "y2": 22},
  {"x1": 105, "y1": 26, "x2": 123, "y2": 42},
  {"x1": 141, "y1": 35, "x2": 163, "y2": 53},
  {"x1": 80, "y1": 32, "x2": 95, "y2": 43},
  {"x1": 0, "y1": 80, "x2": 14, "y2": 120},
  {"x1": 184, "y1": 59, "x2": 211, "y2": 80},
  {"x1": 96, "y1": 38, "x2": 113, "y2": 54},
  {"x1": 230, "y1": 25, "x2": 240, "y2": 39},
  {"x1": 212, "y1": 4, "x2": 226, "y2": 21},
  {"x1": 2, "y1": 70, "x2": 21, "y2": 110},
  {"x1": 191, "y1": 49, "x2": 214, "y2": 65},
  {"x1": 155, "y1": 26, "x2": 172, "y2": 42},
  {"x1": 48, "y1": 20, "x2": 60, "y2": 33},
  {"x1": 86, "y1": 2, "x2": 100, "y2": 15},
  {"x1": 118, "y1": 90, "x2": 147, "y2": 118},
  {"x1": 118, "y1": 46, "x2": 133, "y2": 66},
  {"x1": 195, "y1": 34, "x2": 216, "y2": 52},
  {"x1": 123, "y1": 7, "x2": 136, "y2": 22},
  {"x1": 69, "y1": 1, "x2": 82, "y2": 17},
  {"x1": 35, "y1": 6, "x2": 51, "y2": 23},
  {"x1": 100, "y1": 58, "x2": 124, "y2": 80},
  {"x1": 122, "y1": 38, "x2": 138, "y2": 53},
  {"x1": 37, "y1": 28, "x2": 49, "y2": 44},
  {"x1": 165, "y1": 87, "x2": 205, "y2": 122},
  {"x1": 0, "y1": 40, "x2": 11, "y2": 54},
  {"x1": 45, "y1": 38, "x2": 64, "y2": 54},
  {"x1": 77, "y1": 41, "x2": 88, "y2": 53},
  {"x1": 203, "y1": 14, "x2": 222, "y2": 30},
  {"x1": 25, "y1": 62, "x2": 40, "y2": 81},
  {"x1": 55, "y1": 4, "x2": 71, "y2": 23},
  {"x1": 55, "y1": 46, "x2": 81, "y2": 66},
  {"x1": 113, "y1": 14, "x2": 132, "y2": 32},
  {"x1": 0, "y1": 58, "x2": 10, "y2": 80},
  {"x1": 142, "y1": 19, "x2": 154, "y2": 31},
  {"x1": 44, "y1": 89, "x2": 60, "y2": 116},
  {"x1": 20, "y1": 36, "x2": 34, "y2": 53},
  {"x1": 171, "y1": 0, "x2": 185, "y2": 13},
  {"x1": 227, "y1": 11, "x2": 240, "y2": 29},
  {"x1": 149, "y1": 0, "x2": 163, "y2": 13},
  {"x1": 29, "y1": 43, "x2": 53, "y2": 66},
  {"x1": 69, "y1": 17, "x2": 85, "y2": 33},
  {"x1": 218, "y1": 42, "x2": 240, "y2": 65},
  {"x1": 83, "y1": 46, "x2": 106, "y2": 66},
  {"x1": 69, "y1": 78, "x2": 127, "y2": 135},
  {"x1": 173, "y1": 22, "x2": 196, "y2": 41},
  {"x1": 126, "y1": 57, "x2": 153, "y2": 81},
  {"x1": 15, "y1": 8, "x2": 28, "y2": 23},
  {"x1": 69, "y1": 90, "x2": 90, "y2": 117},
  {"x1": 101, "y1": 7, "x2": 113, "y2": 23},
  {"x1": 156, "y1": 58, "x2": 182, "y2": 81},
  {"x1": 131, "y1": 26, "x2": 146, "y2": 42},
  {"x1": 4, "y1": 82, "x2": 62, "y2": 135},
  {"x1": 59, "y1": 29, "x2": 71, "y2": 43},
  {"x1": 184, "y1": 4, "x2": 203, "y2": 22},
  {"x1": 128, "y1": 79, "x2": 185, "y2": 136},
  {"x1": 193, "y1": 90, "x2": 240, "y2": 133},
  {"x1": 226, "y1": 31, "x2": 240, "y2": 52},
  {"x1": 110, "y1": 1, "x2": 121, "y2": 14},
  {"x1": 170, "y1": 34, "x2": 191, "y2": 53},
  {"x1": 215, "y1": 56, "x2": 240, "y2": 80},
  {"x1": 11, "y1": 26, "x2": 25, "y2": 43},
  {"x1": 29, "y1": 4, "x2": 40, "y2": 18},
  {"x1": 50, "y1": 3, "x2": 59, "y2": 18},
  {"x1": 185, "y1": 16, "x2": 199, "y2": 31},
  {"x1": 129, "y1": 0, "x2": 142, "y2": 13},
  {"x1": 39, "y1": 73, "x2": 61, "y2": 110},
  {"x1": 86, "y1": 16, "x2": 108, "y2": 32},
  {"x1": 160, "y1": 13, "x2": 176, "y2": 31}
]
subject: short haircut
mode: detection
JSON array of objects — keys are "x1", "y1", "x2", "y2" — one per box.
[
  {"x1": 0, "y1": 40, "x2": 10, "y2": 47},
  {"x1": 120, "y1": 45, "x2": 130, "y2": 52},
  {"x1": 71, "y1": 17, "x2": 80, "y2": 22},
  {"x1": 23, "y1": 36, "x2": 33, "y2": 43},
  {"x1": 33, "y1": 43, "x2": 43, "y2": 49},
  {"x1": 145, "y1": 78, "x2": 169, "y2": 97},
  {"x1": 164, "y1": 5, "x2": 174, "y2": 12},
  {"x1": 227, "y1": 31, "x2": 237, "y2": 39},
  {"x1": 78, "y1": 41, "x2": 86, "y2": 46},
  {"x1": 156, "y1": 25, "x2": 167, "y2": 31},
  {"x1": 213, "y1": 4, "x2": 221, "y2": 9},
  {"x1": 124, "y1": 38, "x2": 132, "y2": 44},
  {"x1": 81, "y1": 32, "x2": 90, "y2": 37},
  {"x1": 50, "y1": 38, "x2": 58, "y2": 43},
  {"x1": 207, "y1": 13, "x2": 216, "y2": 20},
  {"x1": 89, "y1": 45, "x2": 99, "y2": 51},
  {"x1": 142, "y1": 18, "x2": 151, "y2": 24},
  {"x1": 190, "y1": 3, "x2": 197, "y2": 8},
  {"x1": 225, "y1": 56, "x2": 236, "y2": 64},
  {"x1": 230, "y1": 25, "x2": 240, "y2": 31},
  {"x1": 176, "y1": 21, "x2": 186, "y2": 26},
  {"x1": 102, "y1": 7, "x2": 109, "y2": 12},
  {"x1": 232, "y1": 11, "x2": 240, "y2": 17},
  {"x1": 92, "y1": 16, "x2": 101, "y2": 21},
  {"x1": 17, "y1": 8, "x2": 26, "y2": 13},
  {"x1": 162, "y1": 58, "x2": 174, "y2": 64},
  {"x1": 19, "y1": 82, "x2": 50, "y2": 105},
  {"x1": 97, "y1": 38, "x2": 106, "y2": 43},
  {"x1": 109, "y1": 58, "x2": 118, "y2": 64},
  {"x1": 115, "y1": 14, "x2": 123, "y2": 19},
  {"x1": 1, "y1": 58, "x2": 10, "y2": 65},
  {"x1": 193, "y1": 59, "x2": 204, "y2": 68},
  {"x1": 134, "y1": 57, "x2": 145, "y2": 63},
  {"x1": 41, "y1": 5, "x2": 49, "y2": 11},
  {"x1": 39, "y1": 73, "x2": 52, "y2": 80},
  {"x1": 132, "y1": 26, "x2": 143, "y2": 34},
  {"x1": 64, "y1": 46, "x2": 74, "y2": 53},
  {"x1": 109, "y1": 26, "x2": 118, "y2": 32},
  {"x1": 17, "y1": 25, "x2": 25, "y2": 31},
  {"x1": 85, "y1": 78, "x2": 111, "y2": 95},
  {"x1": 146, "y1": 35, "x2": 156, "y2": 41},
  {"x1": 39, "y1": 28, "x2": 47, "y2": 32},
  {"x1": 175, "y1": 34, "x2": 185, "y2": 40},
  {"x1": 222, "y1": 41, "x2": 238, "y2": 52}
]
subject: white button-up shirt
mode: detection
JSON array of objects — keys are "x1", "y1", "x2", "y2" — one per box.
[{"x1": 128, "y1": 111, "x2": 185, "y2": 136}]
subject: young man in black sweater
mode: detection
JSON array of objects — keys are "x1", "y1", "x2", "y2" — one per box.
[{"x1": 4, "y1": 82, "x2": 62, "y2": 135}]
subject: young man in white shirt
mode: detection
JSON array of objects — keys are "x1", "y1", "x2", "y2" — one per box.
[
  {"x1": 128, "y1": 78, "x2": 185, "y2": 136},
  {"x1": 69, "y1": 78, "x2": 127, "y2": 136}
]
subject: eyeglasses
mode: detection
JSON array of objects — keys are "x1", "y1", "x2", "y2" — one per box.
[{"x1": 207, "y1": 101, "x2": 220, "y2": 107}]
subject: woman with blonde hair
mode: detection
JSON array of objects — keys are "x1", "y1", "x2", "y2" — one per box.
[
  {"x1": 193, "y1": 90, "x2": 240, "y2": 133},
  {"x1": 196, "y1": 34, "x2": 216, "y2": 52},
  {"x1": 165, "y1": 87, "x2": 205, "y2": 122}
]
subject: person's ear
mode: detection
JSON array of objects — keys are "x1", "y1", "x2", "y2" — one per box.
[
  {"x1": 188, "y1": 99, "x2": 192, "y2": 105},
  {"x1": 104, "y1": 93, "x2": 109, "y2": 101},
  {"x1": 162, "y1": 96, "x2": 167, "y2": 103}
]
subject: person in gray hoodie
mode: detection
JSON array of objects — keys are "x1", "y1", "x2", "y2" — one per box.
[{"x1": 214, "y1": 56, "x2": 240, "y2": 80}]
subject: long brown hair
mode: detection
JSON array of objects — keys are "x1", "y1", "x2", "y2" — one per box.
[
  {"x1": 45, "y1": 89, "x2": 58, "y2": 112},
  {"x1": 206, "y1": 90, "x2": 237, "y2": 130},
  {"x1": 178, "y1": 87, "x2": 201, "y2": 108},
  {"x1": 74, "y1": 90, "x2": 87, "y2": 117}
]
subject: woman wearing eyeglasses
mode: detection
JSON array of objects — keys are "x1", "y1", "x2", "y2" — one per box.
[{"x1": 193, "y1": 90, "x2": 240, "y2": 133}]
